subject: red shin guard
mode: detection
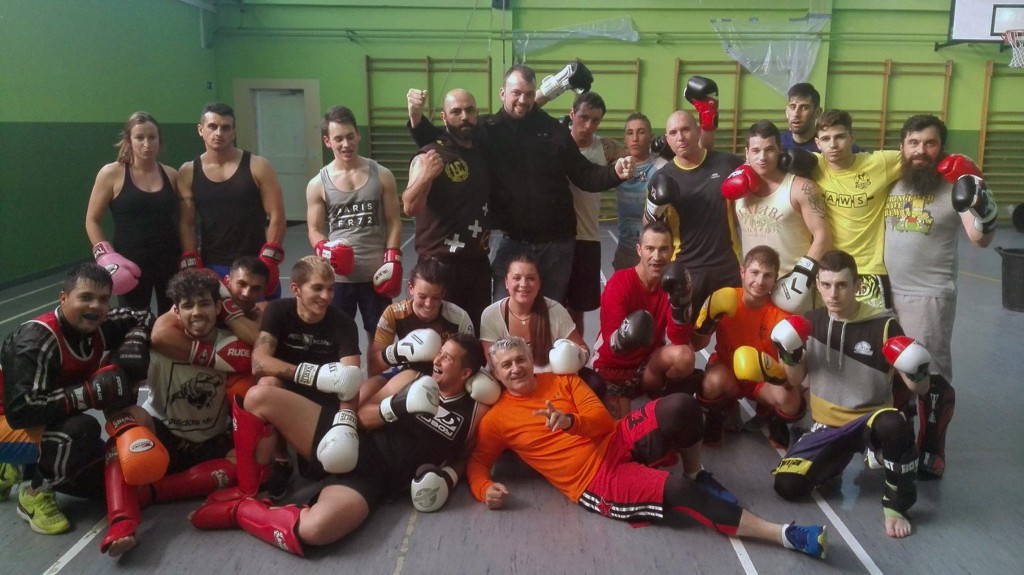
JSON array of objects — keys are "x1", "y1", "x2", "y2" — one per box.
[
  {"x1": 101, "y1": 441, "x2": 142, "y2": 555},
  {"x1": 140, "y1": 458, "x2": 237, "y2": 507},
  {"x1": 210, "y1": 398, "x2": 272, "y2": 502},
  {"x1": 191, "y1": 497, "x2": 305, "y2": 556}
]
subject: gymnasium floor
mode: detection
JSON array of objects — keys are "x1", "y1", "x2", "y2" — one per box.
[{"x1": 1, "y1": 220, "x2": 1022, "y2": 575}]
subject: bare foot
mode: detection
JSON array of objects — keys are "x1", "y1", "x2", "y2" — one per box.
[
  {"x1": 885, "y1": 515, "x2": 912, "y2": 538},
  {"x1": 106, "y1": 535, "x2": 137, "y2": 558}
]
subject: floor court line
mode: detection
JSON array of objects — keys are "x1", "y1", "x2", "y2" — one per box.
[
  {"x1": 0, "y1": 301, "x2": 56, "y2": 327},
  {"x1": 0, "y1": 281, "x2": 60, "y2": 307},
  {"x1": 737, "y1": 400, "x2": 882, "y2": 575},
  {"x1": 42, "y1": 517, "x2": 106, "y2": 575},
  {"x1": 729, "y1": 537, "x2": 758, "y2": 575}
]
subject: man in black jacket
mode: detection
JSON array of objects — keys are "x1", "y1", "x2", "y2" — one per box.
[{"x1": 408, "y1": 66, "x2": 634, "y2": 302}]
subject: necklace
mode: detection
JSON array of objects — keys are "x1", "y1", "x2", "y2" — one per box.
[{"x1": 507, "y1": 303, "x2": 531, "y2": 325}]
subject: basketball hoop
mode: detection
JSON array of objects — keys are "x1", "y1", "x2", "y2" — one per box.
[{"x1": 1003, "y1": 29, "x2": 1024, "y2": 68}]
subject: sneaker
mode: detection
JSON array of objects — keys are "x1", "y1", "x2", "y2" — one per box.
[
  {"x1": 784, "y1": 523, "x2": 828, "y2": 559},
  {"x1": 918, "y1": 453, "x2": 944, "y2": 480},
  {"x1": 694, "y1": 470, "x2": 738, "y2": 505},
  {"x1": 703, "y1": 410, "x2": 726, "y2": 448},
  {"x1": 263, "y1": 459, "x2": 294, "y2": 501},
  {"x1": 0, "y1": 463, "x2": 21, "y2": 501},
  {"x1": 17, "y1": 486, "x2": 70, "y2": 535}
]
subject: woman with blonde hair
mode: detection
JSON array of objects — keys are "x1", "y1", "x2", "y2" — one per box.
[{"x1": 85, "y1": 112, "x2": 180, "y2": 313}]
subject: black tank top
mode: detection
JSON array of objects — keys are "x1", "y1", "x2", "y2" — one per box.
[
  {"x1": 109, "y1": 165, "x2": 179, "y2": 254},
  {"x1": 192, "y1": 151, "x2": 266, "y2": 266}
]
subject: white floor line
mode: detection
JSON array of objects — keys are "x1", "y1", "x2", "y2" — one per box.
[
  {"x1": 392, "y1": 509, "x2": 419, "y2": 575},
  {"x1": 401, "y1": 234, "x2": 416, "y2": 251},
  {"x1": 729, "y1": 537, "x2": 759, "y2": 575},
  {"x1": 0, "y1": 281, "x2": 60, "y2": 306},
  {"x1": 606, "y1": 230, "x2": 619, "y2": 245},
  {"x1": 736, "y1": 401, "x2": 883, "y2": 575},
  {"x1": 42, "y1": 517, "x2": 106, "y2": 575},
  {"x1": 0, "y1": 301, "x2": 55, "y2": 326}
]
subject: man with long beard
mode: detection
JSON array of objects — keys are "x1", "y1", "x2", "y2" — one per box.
[{"x1": 883, "y1": 114, "x2": 996, "y2": 479}]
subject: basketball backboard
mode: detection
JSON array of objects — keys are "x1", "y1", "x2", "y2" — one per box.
[{"x1": 937, "y1": 1, "x2": 1024, "y2": 48}]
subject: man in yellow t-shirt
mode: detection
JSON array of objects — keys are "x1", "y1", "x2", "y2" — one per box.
[{"x1": 811, "y1": 110, "x2": 902, "y2": 308}]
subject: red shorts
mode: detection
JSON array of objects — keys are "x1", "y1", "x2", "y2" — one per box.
[
  {"x1": 578, "y1": 400, "x2": 673, "y2": 522},
  {"x1": 708, "y1": 352, "x2": 766, "y2": 400}
]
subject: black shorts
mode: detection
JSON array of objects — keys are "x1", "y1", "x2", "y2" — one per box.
[
  {"x1": 565, "y1": 240, "x2": 602, "y2": 312},
  {"x1": 152, "y1": 418, "x2": 233, "y2": 474},
  {"x1": 317, "y1": 438, "x2": 397, "y2": 510}
]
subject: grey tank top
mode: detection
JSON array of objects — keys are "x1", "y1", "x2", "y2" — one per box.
[{"x1": 322, "y1": 160, "x2": 386, "y2": 282}]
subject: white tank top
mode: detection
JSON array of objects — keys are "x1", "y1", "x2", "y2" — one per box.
[{"x1": 735, "y1": 173, "x2": 812, "y2": 272}]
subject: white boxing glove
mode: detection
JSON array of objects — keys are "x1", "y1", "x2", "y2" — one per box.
[
  {"x1": 294, "y1": 362, "x2": 363, "y2": 400},
  {"x1": 410, "y1": 464, "x2": 457, "y2": 512},
  {"x1": 380, "y1": 376, "x2": 440, "y2": 423},
  {"x1": 771, "y1": 256, "x2": 818, "y2": 314},
  {"x1": 382, "y1": 329, "x2": 442, "y2": 366},
  {"x1": 316, "y1": 409, "x2": 359, "y2": 474},
  {"x1": 465, "y1": 370, "x2": 501, "y2": 406},
  {"x1": 548, "y1": 339, "x2": 588, "y2": 375}
]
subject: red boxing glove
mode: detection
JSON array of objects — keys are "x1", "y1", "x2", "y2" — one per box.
[
  {"x1": 883, "y1": 336, "x2": 932, "y2": 383},
  {"x1": 189, "y1": 335, "x2": 252, "y2": 373},
  {"x1": 315, "y1": 239, "x2": 355, "y2": 276},
  {"x1": 258, "y1": 242, "x2": 285, "y2": 295},
  {"x1": 721, "y1": 164, "x2": 761, "y2": 200},
  {"x1": 936, "y1": 154, "x2": 981, "y2": 184},
  {"x1": 373, "y1": 248, "x2": 403, "y2": 298},
  {"x1": 179, "y1": 250, "x2": 203, "y2": 271},
  {"x1": 684, "y1": 76, "x2": 719, "y2": 131}
]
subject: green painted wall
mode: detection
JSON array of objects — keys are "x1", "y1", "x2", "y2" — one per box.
[
  {"x1": 1, "y1": 0, "x2": 1018, "y2": 287},
  {"x1": 0, "y1": 0, "x2": 216, "y2": 286}
]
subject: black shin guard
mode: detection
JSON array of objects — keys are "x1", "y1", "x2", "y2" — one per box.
[{"x1": 918, "y1": 375, "x2": 954, "y2": 477}]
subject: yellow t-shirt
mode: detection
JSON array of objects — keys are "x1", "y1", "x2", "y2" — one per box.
[{"x1": 813, "y1": 150, "x2": 902, "y2": 275}]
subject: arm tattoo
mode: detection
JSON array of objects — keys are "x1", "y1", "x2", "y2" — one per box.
[{"x1": 802, "y1": 180, "x2": 828, "y2": 220}]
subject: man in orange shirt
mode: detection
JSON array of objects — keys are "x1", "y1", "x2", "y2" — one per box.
[
  {"x1": 466, "y1": 336, "x2": 828, "y2": 560},
  {"x1": 691, "y1": 246, "x2": 806, "y2": 448}
]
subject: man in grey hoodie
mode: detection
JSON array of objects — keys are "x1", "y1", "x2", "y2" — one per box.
[{"x1": 768, "y1": 249, "x2": 932, "y2": 540}]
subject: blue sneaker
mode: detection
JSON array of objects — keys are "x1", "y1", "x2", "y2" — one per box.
[
  {"x1": 694, "y1": 470, "x2": 738, "y2": 505},
  {"x1": 784, "y1": 523, "x2": 828, "y2": 559}
]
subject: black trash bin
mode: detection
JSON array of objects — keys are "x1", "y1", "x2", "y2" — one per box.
[{"x1": 996, "y1": 247, "x2": 1024, "y2": 312}]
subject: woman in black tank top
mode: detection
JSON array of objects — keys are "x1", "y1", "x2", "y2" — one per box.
[{"x1": 85, "y1": 112, "x2": 180, "y2": 314}]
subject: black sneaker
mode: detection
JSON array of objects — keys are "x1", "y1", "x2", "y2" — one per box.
[{"x1": 263, "y1": 459, "x2": 294, "y2": 501}]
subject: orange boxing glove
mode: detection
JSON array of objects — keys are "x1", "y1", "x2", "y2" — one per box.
[
  {"x1": 226, "y1": 373, "x2": 257, "y2": 403},
  {"x1": 105, "y1": 413, "x2": 169, "y2": 486}
]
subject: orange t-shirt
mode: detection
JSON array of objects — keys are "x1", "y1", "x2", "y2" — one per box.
[
  {"x1": 713, "y1": 288, "x2": 790, "y2": 368},
  {"x1": 467, "y1": 372, "x2": 615, "y2": 503}
]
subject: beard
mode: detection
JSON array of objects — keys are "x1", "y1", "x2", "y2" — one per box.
[
  {"x1": 445, "y1": 121, "x2": 476, "y2": 142},
  {"x1": 899, "y1": 157, "x2": 944, "y2": 194}
]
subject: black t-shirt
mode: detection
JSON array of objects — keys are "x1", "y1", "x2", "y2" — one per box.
[
  {"x1": 657, "y1": 150, "x2": 743, "y2": 270},
  {"x1": 414, "y1": 135, "x2": 492, "y2": 259},
  {"x1": 260, "y1": 298, "x2": 361, "y2": 407}
]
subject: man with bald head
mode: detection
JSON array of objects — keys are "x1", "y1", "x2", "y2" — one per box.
[
  {"x1": 645, "y1": 110, "x2": 743, "y2": 314},
  {"x1": 402, "y1": 89, "x2": 492, "y2": 330},
  {"x1": 408, "y1": 66, "x2": 635, "y2": 303}
]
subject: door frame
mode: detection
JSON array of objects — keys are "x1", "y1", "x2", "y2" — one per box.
[{"x1": 232, "y1": 79, "x2": 323, "y2": 186}]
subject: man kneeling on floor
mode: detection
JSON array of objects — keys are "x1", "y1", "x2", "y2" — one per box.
[
  {"x1": 467, "y1": 336, "x2": 829, "y2": 559},
  {"x1": 189, "y1": 332, "x2": 496, "y2": 555}
]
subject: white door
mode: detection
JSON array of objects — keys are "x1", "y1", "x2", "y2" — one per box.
[{"x1": 254, "y1": 89, "x2": 308, "y2": 221}]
